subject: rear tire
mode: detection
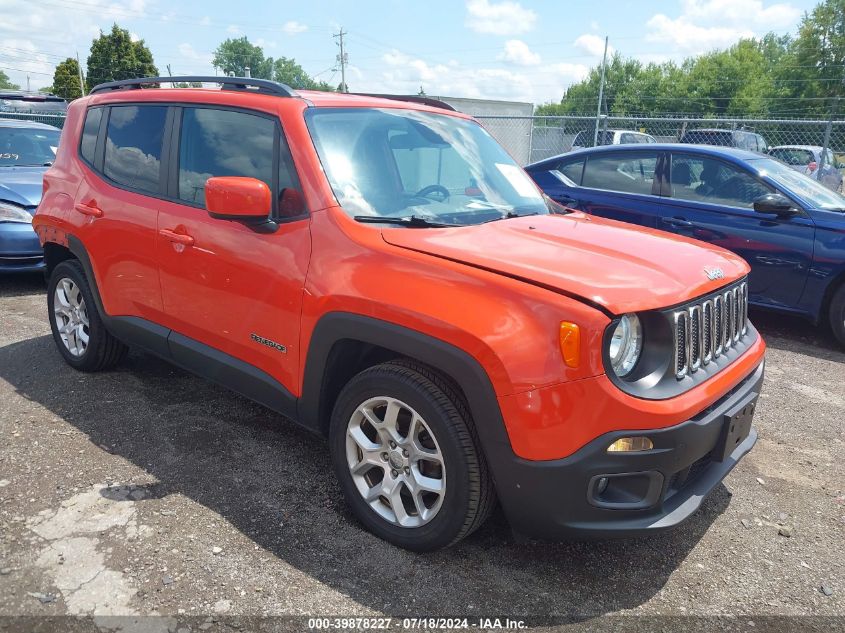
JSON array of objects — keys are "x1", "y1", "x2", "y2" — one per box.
[
  {"x1": 329, "y1": 361, "x2": 494, "y2": 551},
  {"x1": 829, "y1": 283, "x2": 845, "y2": 348},
  {"x1": 47, "y1": 260, "x2": 128, "y2": 371}
]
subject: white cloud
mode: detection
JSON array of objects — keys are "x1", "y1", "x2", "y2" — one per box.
[
  {"x1": 199, "y1": 15, "x2": 211, "y2": 26},
  {"x1": 178, "y1": 43, "x2": 213, "y2": 65},
  {"x1": 282, "y1": 20, "x2": 308, "y2": 35},
  {"x1": 498, "y1": 40, "x2": 540, "y2": 66},
  {"x1": 646, "y1": 0, "x2": 801, "y2": 53},
  {"x1": 226, "y1": 24, "x2": 241, "y2": 35},
  {"x1": 573, "y1": 33, "x2": 613, "y2": 58},
  {"x1": 465, "y1": 0, "x2": 536, "y2": 35},
  {"x1": 375, "y1": 48, "x2": 586, "y2": 104},
  {"x1": 129, "y1": 32, "x2": 140, "y2": 43}
]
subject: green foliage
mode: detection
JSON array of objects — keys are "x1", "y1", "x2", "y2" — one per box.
[
  {"x1": 51, "y1": 58, "x2": 83, "y2": 100},
  {"x1": 272, "y1": 57, "x2": 333, "y2": 90},
  {"x1": 0, "y1": 70, "x2": 20, "y2": 90},
  {"x1": 212, "y1": 37, "x2": 273, "y2": 79},
  {"x1": 212, "y1": 37, "x2": 334, "y2": 90},
  {"x1": 538, "y1": 0, "x2": 845, "y2": 118},
  {"x1": 86, "y1": 24, "x2": 158, "y2": 90}
]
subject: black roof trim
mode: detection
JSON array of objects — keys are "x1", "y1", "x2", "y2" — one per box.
[
  {"x1": 89, "y1": 76, "x2": 298, "y2": 97},
  {"x1": 350, "y1": 93, "x2": 457, "y2": 111}
]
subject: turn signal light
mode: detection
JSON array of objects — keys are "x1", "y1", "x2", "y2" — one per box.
[
  {"x1": 559, "y1": 322, "x2": 580, "y2": 368},
  {"x1": 607, "y1": 437, "x2": 654, "y2": 453}
]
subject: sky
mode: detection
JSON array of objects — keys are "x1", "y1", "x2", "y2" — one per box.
[{"x1": 0, "y1": 0, "x2": 821, "y2": 105}]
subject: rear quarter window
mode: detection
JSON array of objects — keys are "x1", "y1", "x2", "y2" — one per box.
[{"x1": 79, "y1": 107, "x2": 102, "y2": 164}]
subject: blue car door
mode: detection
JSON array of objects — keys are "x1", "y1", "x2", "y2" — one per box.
[
  {"x1": 528, "y1": 149, "x2": 665, "y2": 229},
  {"x1": 660, "y1": 151, "x2": 816, "y2": 311}
]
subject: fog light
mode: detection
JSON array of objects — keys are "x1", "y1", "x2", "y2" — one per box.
[
  {"x1": 596, "y1": 477, "x2": 609, "y2": 494},
  {"x1": 607, "y1": 437, "x2": 654, "y2": 453}
]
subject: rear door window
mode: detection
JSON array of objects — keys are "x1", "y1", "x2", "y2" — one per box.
[
  {"x1": 581, "y1": 151, "x2": 659, "y2": 195},
  {"x1": 104, "y1": 105, "x2": 168, "y2": 193}
]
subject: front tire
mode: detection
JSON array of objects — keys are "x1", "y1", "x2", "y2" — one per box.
[
  {"x1": 329, "y1": 361, "x2": 494, "y2": 551},
  {"x1": 47, "y1": 260, "x2": 128, "y2": 371},
  {"x1": 829, "y1": 283, "x2": 845, "y2": 348}
]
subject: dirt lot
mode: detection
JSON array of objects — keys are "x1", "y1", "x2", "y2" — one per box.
[{"x1": 0, "y1": 273, "x2": 843, "y2": 630}]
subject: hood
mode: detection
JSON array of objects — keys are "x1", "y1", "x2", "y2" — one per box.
[
  {"x1": 0, "y1": 166, "x2": 47, "y2": 207},
  {"x1": 380, "y1": 213, "x2": 750, "y2": 314}
]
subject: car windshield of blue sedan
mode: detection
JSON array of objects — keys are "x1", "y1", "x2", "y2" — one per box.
[
  {"x1": 751, "y1": 157, "x2": 845, "y2": 210},
  {"x1": 306, "y1": 108, "x2": 548, "y2": 225},
  {"x1": 0, "y1": 126, "x2": 61, "y2": 167}
]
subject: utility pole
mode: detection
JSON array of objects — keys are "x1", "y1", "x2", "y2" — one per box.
[
  {"x1": 26, "y1": 75, "x2": 30, "y2": 92},
  {"x1": 244, "y1": 66, "x2": 251, "y2": 78},
  {"x1": 166, "y1": 64, "x2": 172, "y2": 77},
  {"x1": 76, "y1": 51, "x2": 85, "y2": 96},
  {"x1": 334, "y1": 28, "x2": 348, "y2": 93},
  {"x1": 593, "y1": 36, "x2": 609, "y2": 148}
]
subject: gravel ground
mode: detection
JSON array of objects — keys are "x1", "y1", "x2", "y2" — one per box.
[{"x1": 0, "y1": 273, "x2": 843, "y2": 631}]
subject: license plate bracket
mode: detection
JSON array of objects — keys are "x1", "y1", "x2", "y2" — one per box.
[{"x1": 715, "y1": 393, "x2": 757, "y2": 462}]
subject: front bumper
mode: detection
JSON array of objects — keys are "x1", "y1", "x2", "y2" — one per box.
[
  {"x1": 493, "y1": 361, "x2": 764, "y2": 540},
  {"x1": 0, "y1": 221, "x2": 44, "y2": 272}
]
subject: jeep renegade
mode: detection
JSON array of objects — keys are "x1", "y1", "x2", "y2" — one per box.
[{"x1": 33, "y1": 77, "x2": 766, "y2": 551}]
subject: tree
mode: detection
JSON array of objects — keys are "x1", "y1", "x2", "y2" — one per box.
[
  {"x1": 0, "y1": 70, "x2": 20, "y2": 90},
  {"x1": 212, "y1": 37, "x2": 273, "y2": 79},
  {"x1": 272, "y1": 56, "x2": 333, "y2": 90},
  {"x1": 50, "y1": 58, "x2": 83, "y2": 100},
  {"x1": 86, "y1": 24, "x2": 158, "y2": 90},
  {"x1": 782, "y1": 0, "x2": 845, "y2": 116}
]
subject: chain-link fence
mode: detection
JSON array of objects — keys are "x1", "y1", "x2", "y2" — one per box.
[
  {"x1": 474, "y1": 115, "x2": 845, "y2": 166},
  {"x1": 5, "y1": 109, "x2": 845, "y2": 169},
  {"x1": 0, "y1": 110, "x2": 68, "y2": 129}
]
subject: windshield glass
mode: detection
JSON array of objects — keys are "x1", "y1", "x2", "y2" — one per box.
[
  {"x1": 305, "y1": 108, "x2": 547, "y2": 225},
  {"x1": 750, "y1": 157, "x2": 845, "y2": 210},
  {"x1": 0, "y1": 126, "x2": 61, "y2": 166}
]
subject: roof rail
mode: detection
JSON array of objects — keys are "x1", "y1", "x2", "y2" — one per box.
[
  {"x1": 350, "y1": 93, "x2": 456, "y2": 112},
  {"x1": 89, "y1": 76, "x2": 298, "y2": 97}
]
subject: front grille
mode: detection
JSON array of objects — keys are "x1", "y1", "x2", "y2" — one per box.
[{"x1": 673, "y1": 280, "x2": 748, "y2": 379}]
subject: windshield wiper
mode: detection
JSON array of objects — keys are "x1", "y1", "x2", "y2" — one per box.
[
  {"x1": 354, "y1": 214, "x2": 457, "y2": 228},
  {"x1": 481, "y1": 209, "x2": 541, "y2": 224}
]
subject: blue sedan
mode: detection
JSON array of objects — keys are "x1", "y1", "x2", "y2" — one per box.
[
  {"x1": 0, "y1": 118, "x2": 61, "y2": 272},
  {"x1": 526, "y1": 144, "x2": 845, "y2": 346}
]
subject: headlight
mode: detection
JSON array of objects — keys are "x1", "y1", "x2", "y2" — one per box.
[
  {"x1": 0, "y1": 201, "x2": 32, "y2": 223},
  {"x1": 608, "y1": 313, "x2": 642, "y2": 377}
]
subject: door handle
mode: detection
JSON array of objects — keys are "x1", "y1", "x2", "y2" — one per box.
[
  {"x1": 159, "y1": 228, "x2": 195, "y2": 247},
  {"x1": 74, "y1": 202, "x2": 103, "y2": 218},
  {"x1": 661, "y1": 216, "x2": 694, "y2": 228}
]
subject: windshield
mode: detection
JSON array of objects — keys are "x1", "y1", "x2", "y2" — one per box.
[
  {"x1": 750, "y1": 157, "x2": 845, "y2": 210},
  {"x1": 0, "y1": 126, "x2": 61, "y2": 166},
  {"x1": 305, "y1": 108, "x2": 547, "y2": 225}
]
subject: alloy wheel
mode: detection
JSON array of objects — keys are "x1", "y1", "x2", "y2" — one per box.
[
  {"x1": 53, "y1": 278, "x2": 90, "y2": 357},
  {"x1": 345, "y1": 396, "x2": 446, "y2": 528}
]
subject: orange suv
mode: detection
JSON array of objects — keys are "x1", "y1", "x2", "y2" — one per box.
[{"x1": 33, "y1": 77, "x2": 766, "y2": 551}]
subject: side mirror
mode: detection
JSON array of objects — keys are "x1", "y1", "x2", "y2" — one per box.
[
  {"x1": 206, "y1": 176, "x2": 271, "y2": 218},
  {"x1": 753, "y1": 193, "x2": 798, "y2": 217}
]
